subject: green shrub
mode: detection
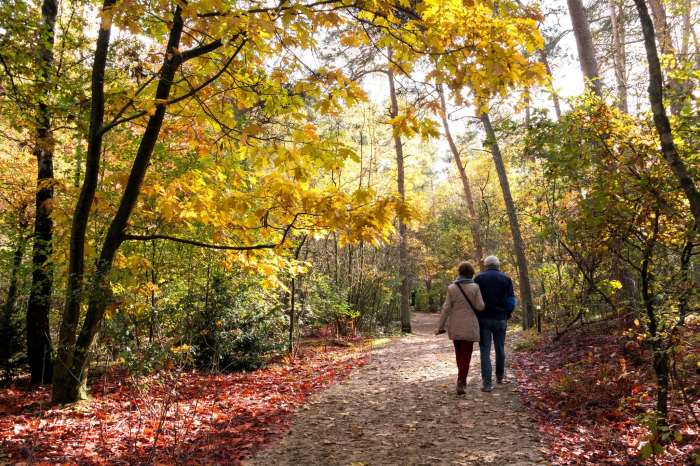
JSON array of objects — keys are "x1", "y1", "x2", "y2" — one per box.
[{"x1": 190, "y1": 274, "x2": 285, "y2": 372}]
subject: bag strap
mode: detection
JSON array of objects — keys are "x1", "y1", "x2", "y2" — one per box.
[{"x1": 455, "y1": 283, "x2": 477, "y2": 311}]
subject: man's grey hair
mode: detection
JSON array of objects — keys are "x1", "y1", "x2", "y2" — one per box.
[{"x1": 484, "y1": 255, "x2": 500, "y2": 268}]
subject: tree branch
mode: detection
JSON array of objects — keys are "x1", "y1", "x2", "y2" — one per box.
[
  {"x1": 100, "y1": 37, "x2": 246, "y2": 135},
  {"x1": 122, "y1": 234, "x2": 281, "y2": 250},
  {"x1": 123, "y1": 213, "x2": 303, "y2": 251}
]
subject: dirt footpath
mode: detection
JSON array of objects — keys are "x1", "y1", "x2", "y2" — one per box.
[{"x1": 249, "y1": 312, "x2": 546, "y2": 466}]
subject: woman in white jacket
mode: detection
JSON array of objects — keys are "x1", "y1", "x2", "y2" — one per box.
[{"x1": 435, "y1": 261, "x2": 485, "y2": 395}]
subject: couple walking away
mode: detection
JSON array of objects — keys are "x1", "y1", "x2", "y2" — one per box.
[{"x1": 435, "y1": 255, "x2": 515, "y2": 395}]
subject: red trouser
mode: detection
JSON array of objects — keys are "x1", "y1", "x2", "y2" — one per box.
[{"x1": 453, "y1": 340, "x2": 474, "y2": 383}]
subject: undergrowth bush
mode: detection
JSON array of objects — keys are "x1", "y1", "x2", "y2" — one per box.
[
  {"x1": 190, "y1": 274, "x2": 285, "y2": 372},
  {"x1": 513, "y1": 330, "x2": 542, "y2": 352}
]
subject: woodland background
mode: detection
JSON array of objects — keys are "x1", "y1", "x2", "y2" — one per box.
[{"x1": 0, "y1": 0, "x2": 699, "y2": 464}]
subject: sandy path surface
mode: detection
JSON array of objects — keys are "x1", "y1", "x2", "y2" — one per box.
[{"x1": 249, "y1": 312, "x2": 546, "y2": 465}]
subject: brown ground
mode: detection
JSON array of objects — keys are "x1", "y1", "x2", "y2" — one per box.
[{"x1": 249, "y1": 312, "x2": 546, "y2": 466}]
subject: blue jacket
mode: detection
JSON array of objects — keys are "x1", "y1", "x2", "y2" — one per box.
[{"x1": 474, "y1": 267, "x2": 515, "y2": 321}]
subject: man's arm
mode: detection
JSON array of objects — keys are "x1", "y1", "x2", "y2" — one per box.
[{"x1": 505, "y1": 277, "x2": 516, "y2": 319}]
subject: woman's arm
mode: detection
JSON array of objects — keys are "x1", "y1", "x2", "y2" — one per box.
[{"x1": 436, "y1": 287, "x2": 452, "y2": 334}]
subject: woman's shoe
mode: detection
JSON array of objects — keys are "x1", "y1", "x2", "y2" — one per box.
[{"x1": 456, "y1": 381, "x2": 466, "y2": 395}]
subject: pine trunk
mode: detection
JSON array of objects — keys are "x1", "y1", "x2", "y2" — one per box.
[
  {"x1": 647, "y1": 0, "x2": 673, "y2": 55},
  {"x1": 566, "y1": 0, "x2": 602, "y2": 95},
  {"x1": 480, "y1": 113, "x2": 535, "y2": 330},
  {"x1": 387, "y1": 54, "x2": 411, "y2": 333},
  {"x1": 648, "y1": 0, "x2": 688, "y2": 115},
  {"x1": 437, "y1": 83, "x2": 483, "y2": 263}
]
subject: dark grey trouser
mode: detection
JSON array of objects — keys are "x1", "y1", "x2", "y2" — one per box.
[{"x1": 478, "y1": 318, "x2": 507, "y2": 388}]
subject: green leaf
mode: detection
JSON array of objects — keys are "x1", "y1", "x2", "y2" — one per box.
[{"x1": 639, "y1": 443, "x2": 653, "y2": 460}]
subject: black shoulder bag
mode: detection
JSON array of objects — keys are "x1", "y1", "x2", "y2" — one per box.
[{"x1": 455, "y1": 283, "x2": 477, "y2": 311}]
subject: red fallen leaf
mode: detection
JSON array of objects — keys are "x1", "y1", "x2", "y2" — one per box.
[
  {"x1": 0, "y1": 343, "x2": 367, "y2": 465},
  {"x1": 511, "y1": 323, "x2": 700, "y2": 466}
]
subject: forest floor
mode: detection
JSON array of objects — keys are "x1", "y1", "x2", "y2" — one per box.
[
  {"x1": 249, "y1": 312, "x2": 546, "y2": 466},
  {"x1": 510, "y1": 319, "x2": 700, "y2": 465},
  {"x1": 0, "y1": 340, "x2": 369, "y2": 464}
]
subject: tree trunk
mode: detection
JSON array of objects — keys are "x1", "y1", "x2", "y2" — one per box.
[
  {"x1": 288, "y1": 237, "x2": 306, "y2": 354},
  {"x1": 647, "y1": 0, "x2": 673, "y2": 55},
  {"x1": 437, "y1": 83, "x2": 483, "y2": 263},
  {"x1": 2, "y1": 212, "x2": 28, "y2": 381},
  {"x1": 609, "y1": 0, "x2": 628, "y2": 113},
  {"x1": 425, "y1": 278, "x2": 434, "y2": 312},
  {"x1": 387, "y1": 52, "x2": 411, "y2": 333},
  {"x1": 633, "y1": 0, "x2": 700, "y2": 227},
  {"x1": 678, "y1": 239, "x2": 693, "y2": 323},
  {"x1": 680, "y1": 1, "x2": 691, "y2": 59},
  {"x1": 289, "y1": 276, "x2": 296, "y2": 353},
  {"x1": 54, "y1": 3, "x2": 187, "y2": 402},
  {"x1": 641, "y1": 210, "x2": 669, "y2": 423},
  {"x1": 54, "y1": 3, "x2": 244, "y2": 399},
  {"x1": 53, "y1": 0, "x2": 117, "y2": 403},
  {"x1": 566, "y1": 0, "x2": 602, "y2": 96},
  {"x1": 480, "y1": 113, "x2": 535, "y2": 330},
  {"x1": 26, "y1": 0, "x2": 58, "y2": 385},
  {"x1": 539, "y1": 49, "x2": 563, "y2": 120}
]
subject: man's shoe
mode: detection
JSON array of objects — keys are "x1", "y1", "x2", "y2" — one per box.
[
  {"x1": 497, "y1": 377, "x2": 509, "y2": 384},
  {"x1": 481, "y1": 386, "x2": 493, "y2": 393},
  {"x1": 456, "y1": 381, "x2": 466, "y2": 395}
]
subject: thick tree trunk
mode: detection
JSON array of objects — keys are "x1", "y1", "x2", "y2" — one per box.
[
  {"x1": 566, "y1": 0, "x2": 602, "y2": 96},
  {"x1": 53, "y1": 5, "x2": 186, "y2": 403},
  {"x1": 387, "y1": 53, "x2": 411, "y2": 333},
  {"x1": 480, "y1": 113, "x2": 535, "y2": 330},
  {"x1": 53, "y1": 0, "x2": 117, "y2": 403},
  {"x1": 633, "y1": 0, "x2": 700, "y2": 227},
  {"x1": 437, "y1": 83, "x2": 483, "y2": 262},
  {"x1": 609, "y1": 0, "x2": 628, "y2": 113},
  {"x1": 26, "y1": 0, "x2": 58, "y2": 385}
]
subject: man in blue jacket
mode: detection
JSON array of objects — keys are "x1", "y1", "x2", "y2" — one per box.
[{"x1": 474, "y1": 255, "x2": 515, "y2": 392}]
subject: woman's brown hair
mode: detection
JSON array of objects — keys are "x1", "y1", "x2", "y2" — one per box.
[{"x1": 457, "y1": 261, "x2": 475, "y2": 278}]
